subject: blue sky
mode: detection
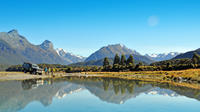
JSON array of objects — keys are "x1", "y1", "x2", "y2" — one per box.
[{"x1": 0, "y1": 0, "x2": 200, "y2": 57}]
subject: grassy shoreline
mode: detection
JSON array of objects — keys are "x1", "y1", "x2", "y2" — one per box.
[
  {"x1": 1, "y1": 69, "x2": 200, "y2": 89},
  {"x1": 82, "y1": 69, "x2": 200, "y2": 89}
]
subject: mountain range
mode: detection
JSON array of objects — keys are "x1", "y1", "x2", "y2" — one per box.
[
  {"x1": 72, "y1": 44, "x2": 179, "y2": 66},
  {"x1": 0, "y1": 30, "x2": 85, "y2": 65},
  {"x1": 145, "y1": 52, "x2": 180, "y2": 61},
  {"x1": 0, "y1": 29, "x2": 185, "y2": 66},
  {"x1": 72, "y1": 44, "x2": 155, "y2": 66},
  {"x1": 85, "y1": 44, "x2": 140, "y2": 62}
]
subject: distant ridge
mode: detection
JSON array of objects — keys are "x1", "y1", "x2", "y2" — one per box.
[
  {"x1": 85, "y1": 44, "x2": 140, "y2": 62},
  {"x1": 0, "y1": 29, "x2": 186, "y2": 66},
  {"x1": 0, "y1": 30, "x2": 79, "y2": 65},
  {"x1": 145, "y1": 52, "x2": 180, "y2": 61},
  {"x1": 71, "y1": 44, "x2": 154, "y2": 66},
  {"x1": 173, "y1": 48, "x2": 200, "y2": 59}
]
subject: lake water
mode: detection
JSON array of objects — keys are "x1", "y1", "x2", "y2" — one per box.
[{"x1": 0, "y1": 76, "x2": 200, "y2": 112}]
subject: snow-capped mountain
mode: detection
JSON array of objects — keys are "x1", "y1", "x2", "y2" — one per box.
[
  {"x1": 56, "y1": 48, "x2": 67, "y2": 57},
  {"x1": 56, "y1": 48, "x2": 86, "y2": 64},
  {"x1": 145, "y1": 52, "x2": 180, "y2": 61}
]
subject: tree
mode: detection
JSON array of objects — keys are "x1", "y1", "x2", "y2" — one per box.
[
  {"x1": 103, "y1": 57, "x2": 110, "y2": 66},
  {"x1": 113, "y1": 54, "x2": 120, "y2": 65},
  {"x1": 66, "y1": 67, "x2": 73, "y2": 73},
  {"x1": 103, "y1": 57, "x2": 110, "y2": 71},
  {"x1": 192, "y1": 52, "x2": 200, "y2": 65},
  {"x1": 126, "y1": 55, "x2": 135, "y2": 71},
  {"x1": 113, "y1": 64, "x2": 120, "y2": 72},
  {"x1": 166, "y1": 62, "x2": 172, "y2": 70},
  {"x1": 135, "y1": 62, "x2": 143, "y2": 71},
  {"x1": 127, "y1": 55, "x2": 135, "y2": 66},
  {"x1": 138, "y1": 62, "x2": 143, "y2": 66},
  {"x1": 113, "y1": 54, "x2": 120, "y2": 71},
  {"x1": 120, "y1": 54, "x2": 126, "y2": 66}
]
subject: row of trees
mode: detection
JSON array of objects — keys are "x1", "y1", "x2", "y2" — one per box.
[
  {"x1": 103, "y1": 54, "x2": 140, "y2": 71},
  {"x1": 151, "y1": 52, "x2": 200, "y2": 71},
  {"x1": 102, "y1": 52, "x2": 200, "y2": 72}
]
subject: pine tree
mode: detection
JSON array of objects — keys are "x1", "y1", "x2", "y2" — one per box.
[
  {"x1": 103, "y1": 57, "x2": 110, "y2": 67},
  {"x1": 113, "y1": 54, "x2": 120, "y2": 65},
  {"x1": 113, "y1": 54, "x2": 120, "y2": 71},
  {"x1": 127, "y1": 55, "x2": 134, "y2": 66},
  {"x1": 192, "y1": 52, "x2": 200, "y2": 64},
  {"x1": 126, "y1": 55, "x2": 135, "y2": 70},
  {"x1": 103, "y1": 57, "x2": 111, "y2": 71},
  {"x1": 120, "y1": 54, "x2": 126, "y2": 66}
]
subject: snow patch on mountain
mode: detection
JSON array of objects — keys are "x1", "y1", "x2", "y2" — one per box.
[
  {"x1": 56, "y1": 48, "x2": 84, "y2": 59},
  {"x1": 146, "y1": 52, "x2": 180, "y2": 61},
  {"x1": 56, "y1": 48, "x2": 85, "y2": 64}
]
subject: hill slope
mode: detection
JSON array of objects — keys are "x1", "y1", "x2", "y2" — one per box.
[
  {"x1": 71, "y1": 44, "x2": 154, "y2": 66},
  {"x1": 0, "y1": 30, "x2": 69, "y2": 65},
  {"x1": 85, "y1": 44, "x2": 140, "y2": 62},
  {"x1": 173, "y1": 48, "x2": 200, "y2": 59}
]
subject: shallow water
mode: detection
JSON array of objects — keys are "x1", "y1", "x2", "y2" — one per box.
[{"x1": 0, "y1": 77, "x2": 200, "y2": 112}]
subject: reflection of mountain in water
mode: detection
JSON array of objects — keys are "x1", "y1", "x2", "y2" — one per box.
[
  {"x1": 85, "y1": 80, "x2": 152, "y2": 104},
  {"x1": 0, "y1": 77, "x2": 200, "y2": 112},
  {"x1": 146, "y1": 87, "x2": 178, "y2": 97},
  {"x1": 55, "y1": 83, "x2": 84, "y2": 99},
  {"x1": 66, "y1": 77, "x2": 179, "y2": 104},
  {"x1": 153, "y1": 82, "x2": 200, "y2": 100},
  {"x1": 0, "y1": 79, "x2": 83, "y2": 112}
]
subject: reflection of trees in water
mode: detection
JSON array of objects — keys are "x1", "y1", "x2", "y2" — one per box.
[
  {"x1": 103, "y1": 79, "x2": 110, "y2": 91},
  {"x1": 102, "y1": 78, "x2": 136, "y2": 95},
  {"x1": 113, "y1": 81, "x2": 120, "y2": 95},
  {"x1": 66, "y1": 77, "x2": 148, "y2": 95},
  {"x1": 102, "y1": 77, "x2": 200, "y2": 98},
  {"x1": 127, "y1": 83, "x2": 134, "y2": 94},
  {"x1": 68, "y1": 76, "x2": 200, "y2": 101},
  {"x1": 151, "y1": 82, "x2": 200, "y2": 100}
]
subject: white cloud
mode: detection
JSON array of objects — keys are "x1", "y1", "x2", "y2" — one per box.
[{"x1": 148, "y1": 16, "x2": 159, "y2": 27}]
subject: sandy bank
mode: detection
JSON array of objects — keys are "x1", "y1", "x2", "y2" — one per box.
[
  {"x1": 0, "y1": 72, "x2": 66, "y2": 81},
  {"x1": 0, "y1": 72, "x2": 103, "y2": 81}
]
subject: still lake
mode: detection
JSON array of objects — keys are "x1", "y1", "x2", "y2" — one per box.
[{"x1": 0, "y1": 76, "x2": 200, "y2": 112}]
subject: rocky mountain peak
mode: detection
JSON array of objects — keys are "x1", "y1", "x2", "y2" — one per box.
[
  {"x1": 56, "y1": 48, "x2": 67, "y2": 56},
  {"x1": 40, "y1": 40, "x2": 54, "y2": 50},
  {"x1": 7, "y1": 29, "x2": 18, "y2": 34},
  {"x1": 7, "y1": 29, "x2": 24, "y2": 39},
  {"x1": 56, "y1": 48, "x2": 86, "y2": 63},
  {"x1": 85, "y1": 43, "x2": 142, "y2": 62},
  {"x1": 109, "y1": 43, "x2": 124, "y2": 47}
]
